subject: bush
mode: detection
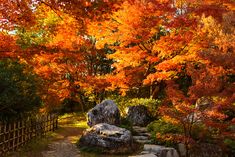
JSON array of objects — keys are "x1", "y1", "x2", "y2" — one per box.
[
  {"x1": 147, "y1": 119, "x2": 182, "y2": 146},
  {"x1": 224, "y1": 138, "x2": 235, "y2": 156},
  {"x1": 190, "y1": 123, "x2": 214, "y2": 143},
  {"x1": 147, "y1": 119, "x2": 182, "y2": 134},
  {"x1": 107, "y1": 95, "x2": 161, "y2": 117},
  {"x1": 0, "y1": 59, "x2": 41, "y2": 121},
  {"x1": 119, "y1": 117, "x2": 133, "y2": 132}
]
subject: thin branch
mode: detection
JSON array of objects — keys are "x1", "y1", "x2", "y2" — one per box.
[{"x1": 141, "y1": 42, "x2": 151, "y2": 53}]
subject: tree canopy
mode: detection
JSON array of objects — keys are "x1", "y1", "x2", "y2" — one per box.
[{"x1": 0, "y1": 0, "x2": 234, "y2": 154}]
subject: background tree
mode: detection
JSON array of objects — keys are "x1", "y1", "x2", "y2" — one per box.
[
  {"x1": 0, "y1": 59, "x2": 41, "y2": 121},
  {"x1": 10, "y1": 3, "x2": 114, "y2": 111}
]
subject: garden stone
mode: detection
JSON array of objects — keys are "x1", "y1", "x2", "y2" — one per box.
[
  {"x1": 127, "y1": 105, "x2": 152, "y2": 126},
  {"x1": 189, "y1": 143, "x2": 222, "y2": 157},
  {"x1": 133, "y1": 126, "x2": 148, "y2": 133},
  {"x1": 142, "y1": 144, "x2": 179, "y2": 157},
  {"x1": 133, "y1": 136, "x2": 149, "y2": 141},
  {"x1": 78, "y1": 123, "x2": 133, "y2": 154},
  {"x1": 178, "y1": 143, "x2": 186, "y2": 157},
  {"x1": 87, "y1": 100, "x2": 120, "y2": 127},
  {"x1": 135, "y1": 139, "x2": 152, "y2": 144},
  {"x1": 132, "y1": 126, "x2": 152, "y2": 144},
  {"x1": 129, "y1": 154, "x2": 157, "y2": 157}
]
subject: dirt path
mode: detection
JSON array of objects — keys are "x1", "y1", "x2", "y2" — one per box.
[
  {"x1": 40, "y1": 127, "x2": 83, "y2": 157},
  {"x1": 41, "y1": 114, "x2": 86, "y2": 157},
  {"x1": 8, "y1": 113, "x2": 86, "y2": 157}
]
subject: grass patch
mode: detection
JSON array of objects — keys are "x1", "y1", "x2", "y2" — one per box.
[
  {"x1": 58, "y1": 112, "x2": 87, "y2": 128},
  {"x1": 74, "y1": 120, "x2": 88, "y2": 129}
]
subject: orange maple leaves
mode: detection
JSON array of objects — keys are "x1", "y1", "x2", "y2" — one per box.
[{"x1": 0, "y1": 0, "x2": 234, "y2": 113}]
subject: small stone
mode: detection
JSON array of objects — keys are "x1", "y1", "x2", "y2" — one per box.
[
  {"x1": 135, "y1": 140, "x2": 152, "y2": 144},
  {"x1": 133, "y1": 126, "x2": 148, "y2": 133},
  {"x1": 133, "y1": 136, "x2": 149, "y2": 140},
  {"x1": 166, "y1": 149, "x2": 179, "y2": 157},
  {"x1": 178, "y1": 143, "x2": 186, "y2": 157},
  {"x1": 141, "y1": 151, "x2": 151, "y2": 154},
  {"x1": 143, "y1": 144, "x2": 179, "y2": 157},
  {"x1": 136, "y1": 132, "x2": 151, "y2": 137},
  {"x1": 129, "y1": 154, "x2": 157, "y2": 157}
]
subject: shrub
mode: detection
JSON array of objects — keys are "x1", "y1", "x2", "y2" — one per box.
[
  {"x1": 147, "y1": 119, "x2": 182, "y2": 147},
  {"x1": 224, "y1": 138, "x2": 235, "y2": 156},
  {"x1": 0, "y1": 59, "x2": 41, "y2": 121},
  {"x1": 107, "y1": 95, "x2": 161, "y2": 117},
  {"x1": 119, "y1": 117, "x2": 133, "y2": 132}
]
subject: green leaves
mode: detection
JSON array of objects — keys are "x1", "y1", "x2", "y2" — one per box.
[{"x1": 0, "y1": 59, "x2": 41, "y2": 121}]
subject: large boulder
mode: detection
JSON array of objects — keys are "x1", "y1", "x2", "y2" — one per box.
[
  {"x1": 127, "y1": 105, "x2": 152, "y2": 126},
  {"x1": 87, "y1": 100, "x2": 120, "y2": 127},
  {"x1": 78, "y1": 123, "x2": 134, "y2": 154}
]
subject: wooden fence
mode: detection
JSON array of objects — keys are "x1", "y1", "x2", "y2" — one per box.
[{"x1": 0, "y1": 114, "x2": 58, "y2": 156}]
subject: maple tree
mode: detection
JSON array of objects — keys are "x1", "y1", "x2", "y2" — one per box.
[{"x1": 4, "y1": 2, "x2": 114, "y2": 111}]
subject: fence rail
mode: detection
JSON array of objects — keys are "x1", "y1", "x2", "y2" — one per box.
[{"x1": 0, "y1": 114, "x2": 58, "y2": 156}]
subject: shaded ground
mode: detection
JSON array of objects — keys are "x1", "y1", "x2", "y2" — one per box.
[{"x1": 7, "y1": 113, "x2": 130, "y2": 157}]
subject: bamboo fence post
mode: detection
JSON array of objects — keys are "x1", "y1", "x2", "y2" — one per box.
[{"x1": 13, "y1": 122, "x2": 16, "y2": 151}]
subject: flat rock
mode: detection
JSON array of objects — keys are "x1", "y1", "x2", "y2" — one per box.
[
  {"x1": 136, "y1": 140, "x2": 152, "y2": 144},
  {"x1": 133, "y1": 126, "x2": 148, "y2": 133},
  {"x1": 143, "y1": 144, "x2": 179, "y2": 157},
  {"x1": 129, "y1": 154, "x2": 157, "y2": 157},
  {"x1": 133, "y1": 136, "x2": 149, "y2": 141},
  {"x1": 78, "y1": 123, "x2": 133, "y2": 154},
  {"x1": 136, "y1": 132, "x2": 151, "y2": 137}
]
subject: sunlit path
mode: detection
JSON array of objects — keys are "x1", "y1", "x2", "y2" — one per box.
[{"x1": 41, "y1": 113, "x2": 85, "y2": 157}]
